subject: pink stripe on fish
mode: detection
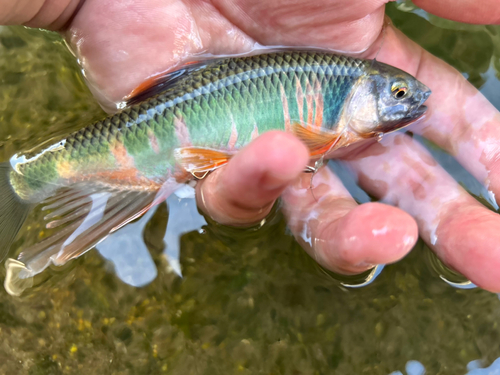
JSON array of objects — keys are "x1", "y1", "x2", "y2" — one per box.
[
  {"x1": 251, "y1": 123, "x2": 259, "y2": 141},
  {"x1": 174, "y1": 116, "x2": 192, "y2": 147},
  {"x1": 313, "y1": 79, "x2": 324, "y2": 127},
  {"x1": 280, "y1": 83, "x2": 292, "y2": 133},
  {"x1": 148, "y1": 130, "x2": 160, "y2": 154},
  {"x1": 295, "y1": 77, "x2": 304, "y2": 127},
  {"x1": 228, "y1": 118, "x2": 239, "y2": 150},
  {"x1": 112, "y1": 143, "x2": 136, "y2": 169},
  {"x1": 305, "y1": 80, "x2": 314, "y2": 126}
]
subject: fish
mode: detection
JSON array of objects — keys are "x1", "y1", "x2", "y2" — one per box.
[{"x1": 0, "y1": 51, "x2": 430, "y2": 288}]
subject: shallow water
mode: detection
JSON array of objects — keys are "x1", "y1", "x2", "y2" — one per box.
[{"x1": 0, "y1": 3, "x2": 500, "y2": 374}]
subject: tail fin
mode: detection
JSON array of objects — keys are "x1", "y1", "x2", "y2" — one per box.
[{"x1": 0, "y1": 163, "x2": 31, "y2": 261}]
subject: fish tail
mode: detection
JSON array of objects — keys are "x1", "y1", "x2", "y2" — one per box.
[{"x1": 0, "y1": 163, "x2": 31, "y2": 261}]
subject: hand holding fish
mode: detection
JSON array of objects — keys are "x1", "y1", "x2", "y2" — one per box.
[{"x1": 2, "y1": 0, "x2": 500, "y2": 292}]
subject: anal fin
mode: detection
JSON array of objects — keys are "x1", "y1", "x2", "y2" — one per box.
[{"x1": 3, "y1": 181, "x2": 177, "y2": 295}]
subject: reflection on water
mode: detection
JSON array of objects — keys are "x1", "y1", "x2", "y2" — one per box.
[
  {"x1": 389, "y1": 360, "x2": 426, "y2": 375},
  {"x1": 467, "y1": 357, "x2": 500, "y2": 374},
  {"x1": 97, "y1": 203, "x2": 159, "y2": 288},
  {"x1": 161, "y1": 189, "x2": 207, "y2": 278},
  {"x1": 0, "y1": 3, "x2": 500, "y2": 374},
  {"x1": 340, "y1": 264, "x2": 386, "y2": 288},
  {"x1": 422, "y1": 243, "x2": 478, "y2": 290}
]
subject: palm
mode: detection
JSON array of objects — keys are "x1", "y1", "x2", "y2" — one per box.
[
  {"x1": 67, "y1": 0, "x2": 388, "y2": 102},
  {"x1": 22, "y1": 0, "x2": 500, "y2": 291}
]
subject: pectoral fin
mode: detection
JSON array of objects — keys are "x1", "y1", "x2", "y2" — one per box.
[
  {"x1": 174, "y1": 147, "x2": 234, "y2": 179},
  {"x1": 291, "y1": 123, "x2": 341, "y2": 156}
]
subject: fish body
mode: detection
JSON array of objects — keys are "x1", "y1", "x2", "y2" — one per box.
[
  {"x1": 0, "y1": 51, "x2": 431, "y2": 289},
  {"x1": 10, "y1": 53, "x2": 365, "y2": 201},
  {"x1": 9, "y1": 51, "x2": 429, "y2": 201}
]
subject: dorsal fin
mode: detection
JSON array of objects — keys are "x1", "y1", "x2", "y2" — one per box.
[{"x1": 125, "y1": 60, "x2": 209, "y2": 106}]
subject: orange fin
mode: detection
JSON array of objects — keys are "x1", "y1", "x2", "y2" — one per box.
[
  {"x1": 292, "y1": 123, "x2": 341, "y2": 156},
  {"x1": 174, "y1": 147, "x2": 233, "y2": 179},
  {"x1": 125, "y1": 60, "x2": 209, "y2": 106}
]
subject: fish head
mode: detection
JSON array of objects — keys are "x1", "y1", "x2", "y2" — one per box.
[{"x1": 346, "y1": 61, "x2": 431, "y2": 137}]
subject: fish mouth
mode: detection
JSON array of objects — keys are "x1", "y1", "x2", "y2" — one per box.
[
  {"x1": 376, "y1": 105, "x2": 428, "y2": 135},
  {"x1": 405, "y1": 87, "x2": 431, "y2": 121},
  {"x1": 400, "y1": 104, "x2": 427, "y2": 124},
  {"x1": 402, "y1": 86, "x2": 431, "y2": 123}
]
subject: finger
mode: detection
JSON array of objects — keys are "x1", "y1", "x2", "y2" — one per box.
[
  {"x1": 196, "y1": 131, "x2": 309, "y2": 226},
  {"x1": 66, "y1": 0, "x2": 257, "y2": 105},
  {"x1": 213, "y1": 0, "x2": 387, "y2": 52},
  {"x1": 0, "y1": 0, "x2": 78, "y2": 29},
  {"x1": 346, "y1": 133, "x2": 500, "y2": 292},
  {"x1": 281, "y1": 167, "x2": 418, "y2": 274},
  {"x1": 64, "y1": 0, "x2": 388, "y2": 105},
  {"x1": 368, "y1": 25, "x2": 500, "y2": 205},
  {"x1": 413, "y1": 0, "x2": 500, "y2": 24}
]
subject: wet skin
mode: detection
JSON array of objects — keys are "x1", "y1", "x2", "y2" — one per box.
[{"x1": 2, "y1": 0, "x2": 500, "y2": 291}]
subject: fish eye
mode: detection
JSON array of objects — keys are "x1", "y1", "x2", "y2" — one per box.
[{"x1": 391, "y1": 83, "x2": 408, "y2": 100}]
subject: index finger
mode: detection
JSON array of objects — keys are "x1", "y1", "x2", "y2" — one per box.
[
  {"x1": 195, "y1": 131, "x2": 309, "y2": 226},
  {"x1": 413, "y1": 0, "x2": 500, "y2": 24}
]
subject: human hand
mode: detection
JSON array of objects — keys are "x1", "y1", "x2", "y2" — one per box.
[{"x1": 3, "y1": 0, "x2": 500, "y2": 291}]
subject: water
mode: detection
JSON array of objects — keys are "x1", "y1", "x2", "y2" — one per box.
[{"x1": 0, "y1": 3, "x2": 500, "y2": 374}]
